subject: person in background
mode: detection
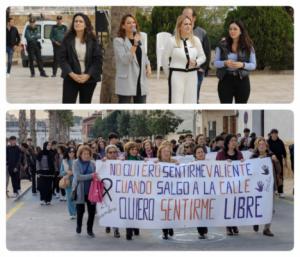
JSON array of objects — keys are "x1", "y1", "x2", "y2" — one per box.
[
  {"x1": 60, "y1": 13, "x2": 102, "y2": 103},
  {"x1": 60, "y1": 147, "x2": 77, "y2": 219},
  {"x1": 193, "y1": 145, "x2": 209, "y2": 239},
  {"x1": 36, "y1": 141, "x2": 55, "y2": 205},
  {"x1": 25, "y1": 17, "x2": 48, "y2": 77},
  {"x1": 72, "y1": 145, "x2": 98, "y2": 238},
  {"x1": 211, "y1": 136, "x2": 224, "y2": 152},
  {"x1": 216, "y1": 134, "x2": 244, "y2": 236},
  {"x1": 97, "y1": 140, "x2": 106, "y2": 160},
  {"x1": 113, "y1": 14, "x2": 152, "y2": 103},
  {"x1": 153, "y1": 135, "x2": 164, "y2": 156},
  {"x1": 6, "y1": 17, "x2": 20, "y2": 78},
  {"x1": 267, "y1": 129, "x2": 287, "y2": 198},
  {"x1": 50, "y1": 15, "x2": 67, "y2": 77},
  {"x1": 57, "y1": 145, "x2": 67, "y2": 201},
  {"x1": 195, "y1": 134, "x2": 209, "y2": 153},
  {"x1": 239, "y1": 128, "x2": 251, "y2": 151},
  {"x1": 140, "y1": 139, "x2": 155, "y2": 158},
  {"x1": 170, "y1": 139, "x2": 178, "y2": 156},
  {"x1": 182, "y1": 8, "x2": 211, "y2": 103},
  {"x1": 214, "y1": 20, "x2": 256, "y2": 103},
  {"x1": 6, "y1": 136, "x2": 22, "y2": 197}
]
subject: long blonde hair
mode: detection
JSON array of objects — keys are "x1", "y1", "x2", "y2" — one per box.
[{"x1": 175, "y1": 15, "x2": 195, "y2": 47}]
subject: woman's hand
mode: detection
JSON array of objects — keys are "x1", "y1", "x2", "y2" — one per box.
[
  {"x1": 146, "y1": 64, "x2": 152, "y2": 78},
  {"x1": 189, "y1": 59, "x2": 197, "y2": 68},
  {"x1": 69, "y1": 72, "x2": 81, "y2": 83},
  {"x1": 134, "y1": 33, "x2": 141, "y2": 46},
  {"x1": 77, "y1": 74, "x2": 91, "y2": 84},
  {"x1": 231, "y1": 61, "x2": 244, "y2": 69},
  {"x1": 66, "y1": 170, "x2": 73, "y2": 176}
]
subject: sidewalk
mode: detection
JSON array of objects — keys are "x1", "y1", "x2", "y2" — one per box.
[
  {"x1": 6, "y1": 179, "x2": 32, "y2": 202},
  {"x1": 7, "y1": 65, "x2": 294, "y2": 104}
]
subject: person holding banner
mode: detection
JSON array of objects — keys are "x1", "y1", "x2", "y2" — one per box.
[
  {"x1": 250, "y1": 137, "x2": 280, "y2": 237},
  {"x1": 157, "y1": 143, "x2": 178, "y2": 240},
  {"x1": 102, "y1": 145, "x2": 121, "y2": 238},
  {"x1": 72, "y1": 145, "x2": 97, "y2": 238},
  {"x1": 124, "y1": 142, "x2": 143, "y2": 240},
  {"x1": 140, "y1": 139, "x2": 156, "y2": 158},
  {"x1": 216, "y1": 134, "x2": 244, "y2": 236},
  {"x1": 193, "y1": 145, "x2": 209, "y2": 239}
]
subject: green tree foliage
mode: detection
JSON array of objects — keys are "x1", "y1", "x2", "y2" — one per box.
[
  {"x1": 147, "y1": 110, "x2": 183, "y2": 136},
  {"x1": 128, "y1": 111, "x2": 151, "y2": 137},
  {"x1": 92, "y1": 111, "x2": 120, "y2": 138},
  {"x1": 56, "y1": 110, "x2": 74, "y2": 127},
  {"x1": 91, "y1": 110, "x2": 183, "y2": 139},
  {"x1": 116, "y1": 111, "x2": 131, "y2": 137},
  {"x1": 224, "y1": 7, "x2": 294, "y2": 70}
]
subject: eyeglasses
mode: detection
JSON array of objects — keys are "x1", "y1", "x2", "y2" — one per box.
[{"x1": 108, "y1": 151, "x2": 117, "y2": 154}]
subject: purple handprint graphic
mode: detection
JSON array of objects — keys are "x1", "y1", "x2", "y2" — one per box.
[{"x1": 255, "y1": 181, "x2": 264, "y2": 192}]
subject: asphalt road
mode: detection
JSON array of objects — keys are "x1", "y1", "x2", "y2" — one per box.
[{"x1": 6, "y1": 189, "x2": 294, "y2": 251}]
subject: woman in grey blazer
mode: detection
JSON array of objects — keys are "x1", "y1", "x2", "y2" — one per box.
[
  {"x1": 72, "y1": 145, "x2": 98, "y2": 237},
  {"x1": 113, "y1": 14, "x2": 152, "y2": 103}
]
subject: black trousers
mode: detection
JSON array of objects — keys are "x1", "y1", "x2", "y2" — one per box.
[
  {"x1": 62, "y1": 78, "x2": 96, "y2": 103},
  {"x1": 52, "y1": 44, "x2": 61, "y2": 76},
  {"x1": 277, "y1": 157, "x2": 284, "y2": 194},
  {"x1": 8, "y1": 169, "x2": 20, "y2": 193},
  {"x1": 31, "y1": 169, "x2": 37, "y2": 193},
  {"x1": 39, "y1": 176, "x2": 53, "y2": 202},
  {"x1": 27, "y1": 44, "x2": 45, "y2": 76},
  {"x1": 197, "y1": 227, "x2": 208, "y2": 235},
  {"x1": 76, "y1": 195, "x2": 96, "y2": 233},
  {"x1": 218, "y1": 74, "x2": 250, "y2": 103}
]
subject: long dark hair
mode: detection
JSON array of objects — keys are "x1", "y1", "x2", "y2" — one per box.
[
  {"x1": 226, "y1": 20, "x2": 253, "y2": 54},
  {"x1": 223, "y1": 134, "x2": 238, "y2": 156},
  {"x1": 65, "y1": 13, "x2": 96, "y2": 43},
  {"x1": 117, "y1": 14, "x2": 140, "y2": 39}
]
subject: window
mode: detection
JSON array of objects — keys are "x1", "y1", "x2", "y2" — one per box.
[{"x1": 44, "y1": 25, "x2": 54, "y2": 39}]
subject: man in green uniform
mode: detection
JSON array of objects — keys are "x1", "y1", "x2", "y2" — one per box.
[
  {"x1": 50, "y1": 15, "x2": 67, "y2": 77},
  {"x1": 25, "y1": 17, "x2": 48, "y2": 77}
]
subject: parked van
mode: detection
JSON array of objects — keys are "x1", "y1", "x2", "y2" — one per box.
[{"x1": 20, "y1": 20, "x2": 67, "y2": 67}]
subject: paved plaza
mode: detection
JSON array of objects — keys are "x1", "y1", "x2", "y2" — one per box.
[{"x1": 6, "y1": 65, "x2": 294, "y2": 104}]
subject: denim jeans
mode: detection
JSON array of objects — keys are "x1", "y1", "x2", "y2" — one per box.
[
  {"x1": 66, "y1": 186, "x2": 76, "y2": 216},
  {"x1": 6, "y1": 46, "x2": 14, "y2": 74},
  {"x1": 197, "y1": 71, "x2": 204, "y2": 103}
]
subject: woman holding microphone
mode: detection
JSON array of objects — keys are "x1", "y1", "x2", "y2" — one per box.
[
  {"x1": 163, "y1": 15, "x2": 206, "y2": 104},
  {"x1": 114, "y1": 14, "x2": 152, "y2": 104}
]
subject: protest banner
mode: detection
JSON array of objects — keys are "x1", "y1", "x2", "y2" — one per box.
[{"x1": 96, "y1": 158, "x2": 273, "y2": 229}]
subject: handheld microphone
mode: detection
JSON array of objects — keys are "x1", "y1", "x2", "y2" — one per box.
[{"x1": 132, "y1": 27, "x2": 142, "y2": 46}]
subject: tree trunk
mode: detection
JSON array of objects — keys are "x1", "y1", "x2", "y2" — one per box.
[
  {"x1": 18, "y1": 110, "x2": 27, "y2": 144},
  {"x1": 30, "y1": 110, "x2": 37, "y2": 146},
  {"x1": 100, "y1": 7, "x2": 136, "y2": 103},
  {"x1": 48, "y1": 111, "x2": 58, "y2": 142}
]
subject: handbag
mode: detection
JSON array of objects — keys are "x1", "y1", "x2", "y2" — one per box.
[
  {"x1": 88, "y1": 174, "x2": 104, "y2": 203},
  {"x1": 59, "y1": 176, "x2": 70, "y2": 189}
]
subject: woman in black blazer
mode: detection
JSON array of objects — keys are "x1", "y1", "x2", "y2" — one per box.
[{"x1": 60, "y1": 13, "x2": 102, "y2": 103}]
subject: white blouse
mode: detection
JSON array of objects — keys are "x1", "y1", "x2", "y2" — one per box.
[
  {"x1": 163, "y1": 36, "x2": 206, "y2": 77},
  {"x1": 75, "y1": 37, "x2": 86, "y2": 73}
]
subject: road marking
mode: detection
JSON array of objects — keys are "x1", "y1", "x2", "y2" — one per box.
[{"x1": 6, "y1": 202, "x2": 24, "y2": 221}]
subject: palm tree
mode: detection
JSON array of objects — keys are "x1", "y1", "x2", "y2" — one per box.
[
  {"x1": 30, "y1": 110, "x2": 37, "y2": 146},
  {"x1": 100, "y1": 7, "x2": 136, "y2": 103},
  {"x1": 18, "y1": 110, "x2": 27, "y2": 144},
  {"x1": 57, "y1": 111, "x2": 74, "y2": 142},
  {"x1": 48, "y1": 111, "x2": 58, "y2": 142}
]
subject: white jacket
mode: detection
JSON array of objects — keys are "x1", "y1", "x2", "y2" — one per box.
[{"x1": 163, "y1": 36, "x2": 206, "y2": 77}]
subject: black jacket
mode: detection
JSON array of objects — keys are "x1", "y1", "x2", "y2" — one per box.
[
  {"x1": 267, "y1": 137, "x2": 287, "y2": 161},
  {"x1": 60, "y1": 35, "x2": 102, "y2": 83},
  {"x1": 6, "y1": 145, "x2": 22, "y2": 171},
  {"x1": 6, "y1": 26, "x2": 20, "y2": 48}
]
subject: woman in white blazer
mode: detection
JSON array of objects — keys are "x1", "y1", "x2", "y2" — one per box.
[
  {"x1": 113, "y1": 14, "x2": 152, "y2": 104},
  {"x1": 163, "y1": 15, "x2": 206, "y2": 104}
]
